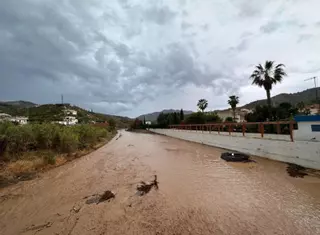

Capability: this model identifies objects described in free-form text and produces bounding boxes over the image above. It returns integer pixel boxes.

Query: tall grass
[0,122,115,159]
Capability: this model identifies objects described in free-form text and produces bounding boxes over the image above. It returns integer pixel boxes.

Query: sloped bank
[149,129,320,170]
[0,123,117,188]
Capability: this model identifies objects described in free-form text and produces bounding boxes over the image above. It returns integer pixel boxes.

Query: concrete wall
[150,129,320,170]
[294,122,320,141]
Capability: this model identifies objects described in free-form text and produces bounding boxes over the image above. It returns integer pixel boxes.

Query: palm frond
[275,63,285,68]
[265,61,274,70]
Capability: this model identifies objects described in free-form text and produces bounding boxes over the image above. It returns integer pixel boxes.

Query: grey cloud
[201,24,209,31]
[231,0,264,17]
[260,21,280,33]
[144,5,177,25]
[260,20,307,34]
[181,21,192,30]
[1,0,316,117]
[298,34,312,43]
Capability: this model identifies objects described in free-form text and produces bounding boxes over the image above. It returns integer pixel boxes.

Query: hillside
[241,87,320,109]
[137,109,193,122]
[0,101,37,115]
[0,102,132,128]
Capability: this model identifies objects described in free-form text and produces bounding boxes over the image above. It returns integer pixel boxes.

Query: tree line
[131,60,317,129]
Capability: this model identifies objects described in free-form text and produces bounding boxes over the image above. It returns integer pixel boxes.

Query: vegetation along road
[1,130,320,235]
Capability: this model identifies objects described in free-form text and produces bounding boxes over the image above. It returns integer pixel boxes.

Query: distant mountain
[0,100,37,115]
[137,109,193,122]
[0,100,37,108]
[241,87,320,110]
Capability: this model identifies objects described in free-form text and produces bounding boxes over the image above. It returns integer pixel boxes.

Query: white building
[0,113,28,124]
[145,121,152,125]
[294,115,320,141]
[10,116,28,125]
[64,109,77,116]
[0,113,11,121]
[56,116,78,125]
[215,108,253,122]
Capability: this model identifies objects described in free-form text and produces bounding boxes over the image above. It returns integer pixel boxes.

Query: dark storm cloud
[2,0,316,116]
[0,0,234,115]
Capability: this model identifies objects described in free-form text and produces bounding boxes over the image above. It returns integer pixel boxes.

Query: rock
[98,190,115,203]
[136,175,158,196]
[85,190,115,204]
[221,152,250,162]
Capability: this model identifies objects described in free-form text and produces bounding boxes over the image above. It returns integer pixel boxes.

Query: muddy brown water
[0,130,320,235]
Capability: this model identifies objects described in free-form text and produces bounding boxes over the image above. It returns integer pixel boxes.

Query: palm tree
[250,61,287,110]
[197,99,208,112]
[228,95,239,121]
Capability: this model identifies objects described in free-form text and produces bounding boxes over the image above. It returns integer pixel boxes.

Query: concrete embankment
[149,129,320,170]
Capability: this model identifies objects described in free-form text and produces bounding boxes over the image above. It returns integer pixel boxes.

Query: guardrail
[169,121,296,142]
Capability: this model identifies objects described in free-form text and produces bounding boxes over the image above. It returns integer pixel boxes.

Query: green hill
[241,87,320,109]
[0,102,132,128]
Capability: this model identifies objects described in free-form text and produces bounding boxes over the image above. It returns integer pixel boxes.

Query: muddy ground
[0,130,320,235]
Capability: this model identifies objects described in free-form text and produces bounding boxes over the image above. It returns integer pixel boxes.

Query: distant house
[0,113,28,124]
[306,104,320,115]
[56,116,78,125]
[216,108,252,122]
[64,109,77,116]
[145,121,152,125]
[0,113,11,121]
[10,116,28,125]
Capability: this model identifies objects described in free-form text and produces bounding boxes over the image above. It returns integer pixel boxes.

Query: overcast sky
[1,0,319,117]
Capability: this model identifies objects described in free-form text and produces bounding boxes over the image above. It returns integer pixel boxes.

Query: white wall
[150,129,320,170]
[294,122,320,141]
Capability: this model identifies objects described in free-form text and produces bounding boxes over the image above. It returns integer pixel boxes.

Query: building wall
[149,129,320,170]
[294,122,320,141]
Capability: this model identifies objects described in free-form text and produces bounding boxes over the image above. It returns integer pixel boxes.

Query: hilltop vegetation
[242,87,320,109]
[0,102,132,128]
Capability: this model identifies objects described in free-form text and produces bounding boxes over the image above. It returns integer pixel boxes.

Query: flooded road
[1,130,320,235]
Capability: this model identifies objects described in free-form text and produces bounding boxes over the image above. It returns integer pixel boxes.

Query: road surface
[1,130,320,235]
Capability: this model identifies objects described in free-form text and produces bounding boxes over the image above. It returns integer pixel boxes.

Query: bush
[44,152,56,165]
[185,112,206,124]
[0,123,113,158]
[57,129,79,153]
[5,125,37,156]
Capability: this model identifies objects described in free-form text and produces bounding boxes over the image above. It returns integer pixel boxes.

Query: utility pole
[304,76,319,113]
[61,94,64,105]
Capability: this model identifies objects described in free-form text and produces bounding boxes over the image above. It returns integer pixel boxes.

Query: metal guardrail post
[277,122,280,134]
[260,123,264,138]
[242,123,245,137]
[290,121,294,142]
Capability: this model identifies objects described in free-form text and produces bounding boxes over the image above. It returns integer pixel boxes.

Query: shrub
[5,125,37,156]
[72,125,97,149]
[44,152,56,165]
[32,123,60,150]
[0,123,113,158]
[58,129,79,154]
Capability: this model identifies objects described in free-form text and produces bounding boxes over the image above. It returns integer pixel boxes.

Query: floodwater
[1,130,320,235]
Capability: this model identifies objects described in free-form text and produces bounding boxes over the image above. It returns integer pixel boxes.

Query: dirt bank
[0,130,320,235]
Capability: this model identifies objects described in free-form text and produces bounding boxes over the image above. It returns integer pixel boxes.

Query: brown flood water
[0,130,320,235]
